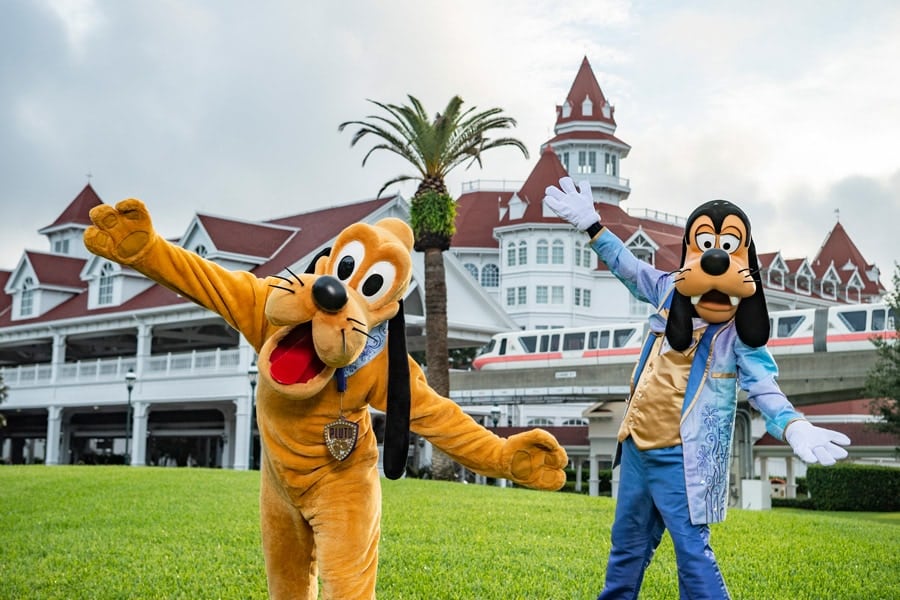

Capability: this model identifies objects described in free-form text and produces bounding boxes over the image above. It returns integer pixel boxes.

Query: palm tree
[340,95,528,478]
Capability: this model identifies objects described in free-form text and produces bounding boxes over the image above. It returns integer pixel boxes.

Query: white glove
[785,420,850,466]
[543,177,600,231]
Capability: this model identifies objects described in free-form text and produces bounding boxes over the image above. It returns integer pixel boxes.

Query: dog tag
[324,416,358,461]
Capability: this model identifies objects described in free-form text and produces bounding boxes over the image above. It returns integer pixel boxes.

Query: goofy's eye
[719,234,741,254]
[357,261,397,303]
[333,241,364,281]
[696,233,716,251]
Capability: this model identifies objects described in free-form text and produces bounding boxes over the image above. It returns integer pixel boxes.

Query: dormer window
[561,101,572,118]
[194,244,208,258]
[98,263,114,305]
[582,95,593,117]
[605,153,618,176]
[20,276,35,317]
[53,239,70,254]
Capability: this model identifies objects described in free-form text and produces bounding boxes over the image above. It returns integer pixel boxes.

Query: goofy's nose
[312,276,347,313]
[700,248,730,276]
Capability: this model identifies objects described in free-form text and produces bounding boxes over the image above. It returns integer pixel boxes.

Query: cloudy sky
[2,0,898,288]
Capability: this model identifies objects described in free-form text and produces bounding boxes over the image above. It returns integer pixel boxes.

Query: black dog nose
[700,249,730,276]
[312,276,347,312]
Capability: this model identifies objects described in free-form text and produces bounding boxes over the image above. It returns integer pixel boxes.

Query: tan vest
[618,327,706,450]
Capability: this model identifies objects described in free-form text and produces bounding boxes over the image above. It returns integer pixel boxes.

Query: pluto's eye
[332,241,364,281]
[358,261,397,303]
[696,233,716,251]
[720,234,741,254]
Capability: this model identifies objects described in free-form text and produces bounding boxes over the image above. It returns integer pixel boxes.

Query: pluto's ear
[665,290,695,351]
[383,299,411,480]
[735,239,769,347]
[305,247,331,274]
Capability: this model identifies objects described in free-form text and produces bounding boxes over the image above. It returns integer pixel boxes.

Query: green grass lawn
[1,466,898,599]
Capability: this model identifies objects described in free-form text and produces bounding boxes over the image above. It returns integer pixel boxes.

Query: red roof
[812,221,885,296]
[25,251,86,289]
[40,184,103,232]
[197,214,296,258]
[556,56,616,128]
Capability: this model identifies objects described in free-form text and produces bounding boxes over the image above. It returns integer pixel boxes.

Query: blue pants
[598,438,730,600]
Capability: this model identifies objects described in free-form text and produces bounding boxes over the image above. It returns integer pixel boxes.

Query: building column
[233,396,252,471]
[51,333,66,382]
[45,406,63,465]
[575,457,584,493]
[785,456,797,499]
[589,455,600,497]
[221,404,236,469]
[130,401,150,467]
[135,323,152,377]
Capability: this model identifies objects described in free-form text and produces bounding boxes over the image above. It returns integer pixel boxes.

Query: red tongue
[269,325,325,385]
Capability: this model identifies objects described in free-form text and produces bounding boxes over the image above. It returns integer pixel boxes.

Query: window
[563,418,588,426]
[20,277,34,316]
[194,244,208,258]
[769,269,784,288]
[872,309,886,331]
[577,151,597,174]
[518,335,537,353]
[507,243,516,266]
[506,288,516,306]
[98,263,114,305]
[552,240,564,264]
[776,315,806,337]
[480,264,499,288]
[528,417,555,427]
[559,152,569,171]
[574,242,583,267]
[605,153,618,176]
[574,288,582,306]
[517,286,527,305]
[518,241,527,265]
[583,246,592,268]
[582,289,591,308]
[588,330,610,349]
[536,239,549,264]
[551,286,564,304]
[53,239,70,254]
[837,311,866,333]
[464,263,478,281]
[536,286,549,304]
[613,328,637,347]
[633,248,653,265]
[563,332,585,351]
[822,280,837,298]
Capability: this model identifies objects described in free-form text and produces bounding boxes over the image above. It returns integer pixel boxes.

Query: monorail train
[472,302,897,371]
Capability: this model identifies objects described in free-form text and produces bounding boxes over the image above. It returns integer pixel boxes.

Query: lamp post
[247,362,259,470]
[124,368,137,465]
[490,403,501,428]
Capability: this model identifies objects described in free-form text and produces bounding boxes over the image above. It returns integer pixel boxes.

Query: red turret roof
[555,56,616,128]
[39,184,103,232]
[812,221,884,295]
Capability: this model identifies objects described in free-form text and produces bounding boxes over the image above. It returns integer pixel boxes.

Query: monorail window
[477,339,495,356]
[837,310,867,332]
[564,332,585,351]
[519,335,537,353]
[889,309,897,330]
[776,315,806,338]
[550,334,560,351]
[613,328,636,347]
[539,335,549,352]
[498,338,507,355]
[872,309,885,331]
[588,330,610,349]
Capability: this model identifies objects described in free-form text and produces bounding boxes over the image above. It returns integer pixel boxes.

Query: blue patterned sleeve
[735,340,804,440]
[590,228,670,307]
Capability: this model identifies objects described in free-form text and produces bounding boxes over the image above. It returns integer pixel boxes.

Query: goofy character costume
[545,178,851,600]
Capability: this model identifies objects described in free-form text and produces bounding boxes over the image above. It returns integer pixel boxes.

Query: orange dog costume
[84,199,567,599]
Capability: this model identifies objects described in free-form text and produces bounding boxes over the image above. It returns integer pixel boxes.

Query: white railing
[1,348,243,388]
[460,179,524,194]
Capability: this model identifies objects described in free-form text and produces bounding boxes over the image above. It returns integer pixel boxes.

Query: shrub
[807,462,900,511]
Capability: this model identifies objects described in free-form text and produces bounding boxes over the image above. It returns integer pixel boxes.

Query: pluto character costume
[545,177,851,600]
[84,199,567,600]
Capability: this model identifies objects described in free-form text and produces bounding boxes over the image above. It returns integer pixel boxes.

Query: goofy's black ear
[665,290,695,351]
[383,299,411,480]
[305,247,332,274]
[735,239,769,347]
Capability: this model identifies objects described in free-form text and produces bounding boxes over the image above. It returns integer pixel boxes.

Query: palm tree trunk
[423,246,458,480]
